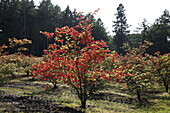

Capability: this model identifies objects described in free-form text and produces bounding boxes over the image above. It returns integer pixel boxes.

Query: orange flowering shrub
[32,10,115,109]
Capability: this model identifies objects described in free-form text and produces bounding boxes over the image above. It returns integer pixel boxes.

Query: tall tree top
[156,9,170,26]
[112,3,130,54]
[113,3,130,34]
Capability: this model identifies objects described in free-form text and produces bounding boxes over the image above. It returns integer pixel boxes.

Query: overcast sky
[34,0,170,35]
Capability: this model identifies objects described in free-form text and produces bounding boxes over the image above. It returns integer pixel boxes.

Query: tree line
[0,1,170,56]
[112,3,170,54]
[0,0,108,56]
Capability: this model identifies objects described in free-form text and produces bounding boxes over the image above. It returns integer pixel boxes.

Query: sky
[34,0,170,35]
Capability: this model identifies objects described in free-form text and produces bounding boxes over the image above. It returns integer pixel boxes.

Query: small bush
[0,53,42,84]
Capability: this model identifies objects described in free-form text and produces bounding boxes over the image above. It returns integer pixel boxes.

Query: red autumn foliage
[31,10,115,109]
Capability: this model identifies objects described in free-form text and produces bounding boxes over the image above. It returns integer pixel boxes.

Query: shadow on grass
[90,92,138,104]
[30,87,62,96]
[143,90,170,100]
[90,91,156,108]
[0,91,83,113]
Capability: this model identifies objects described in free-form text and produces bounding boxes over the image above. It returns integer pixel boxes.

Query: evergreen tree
[156,9,170,25]
[146,9,170,54]
[36,0,61,56]
[37,0,55,31]
[61,5,75,27]
[0,0,10,45]
[112,3,130,54]
[135,18,149,34]
[18,0,37,55]
[0,0,110,56]
[128,19,150,48]
[92,18,109,42]
[141,18,150,34]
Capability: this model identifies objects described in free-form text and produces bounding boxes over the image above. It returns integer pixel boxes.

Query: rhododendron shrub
[32,54,65,89]
[0,53,41,79]
[109,41,153,103]
[32,10,113,109]
[0,44,8,55]
[0,38,32,55]
[0,37,32,84]
[149,52,170,92]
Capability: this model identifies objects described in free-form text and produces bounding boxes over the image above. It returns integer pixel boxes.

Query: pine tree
[61,5,74,27]
[129,18,150,47]
[92,18,109,42]
[112,3,130,54]
[146,9,170,54]
[156,9,170,26]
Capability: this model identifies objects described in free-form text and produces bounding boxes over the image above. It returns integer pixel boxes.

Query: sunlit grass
[0,76,170,113]
[0,87,32,95]
[0,102,16,112]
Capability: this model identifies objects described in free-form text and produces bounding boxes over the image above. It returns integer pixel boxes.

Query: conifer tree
[146,9,170,54]
[112,3,130,54]
[92,18,109,42]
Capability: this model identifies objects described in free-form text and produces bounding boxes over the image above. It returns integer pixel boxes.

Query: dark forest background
[0,0,170,56]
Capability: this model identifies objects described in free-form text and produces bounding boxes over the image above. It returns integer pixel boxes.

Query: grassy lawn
[0,75,170,113]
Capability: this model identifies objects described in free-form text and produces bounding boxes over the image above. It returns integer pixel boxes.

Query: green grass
[0,76,170,113]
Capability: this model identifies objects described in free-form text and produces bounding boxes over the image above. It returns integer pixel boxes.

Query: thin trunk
[53,84,58,89]
[165,84,169,93]
[162,76,169,93]
[79,89,87,110]
[136,89,142,103]
[36,37,38,56]
[163,80,169,93]
[80,97,86,109]
[26,70,29,76]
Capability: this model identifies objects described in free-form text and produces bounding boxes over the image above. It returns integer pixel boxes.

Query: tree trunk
[163,81,169,93]
[53,84,58,89]
[136,89,142,103]
[165,84,169,93]
[80,98,86,110]
[26,70,29,76]
[162,77,169,93]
